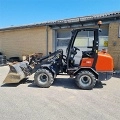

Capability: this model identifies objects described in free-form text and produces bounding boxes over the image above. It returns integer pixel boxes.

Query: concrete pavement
[0,66,120,120]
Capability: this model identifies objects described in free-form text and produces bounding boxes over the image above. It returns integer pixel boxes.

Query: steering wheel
[82,51,91,57]
[72,46,80,55]
[85,52,91,57]
[74,46,80,51]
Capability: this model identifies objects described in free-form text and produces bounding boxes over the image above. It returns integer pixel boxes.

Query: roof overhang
[0,11,120,31]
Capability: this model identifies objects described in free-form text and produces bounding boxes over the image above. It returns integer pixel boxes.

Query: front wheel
[75,71,96,90]
[34,69,54,88]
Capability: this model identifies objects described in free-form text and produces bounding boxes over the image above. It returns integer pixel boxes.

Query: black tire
[34,69,54,88]
[8,57,20,62]
[75,71,96,90]
[0,55,6,59]
[0,55,7,65]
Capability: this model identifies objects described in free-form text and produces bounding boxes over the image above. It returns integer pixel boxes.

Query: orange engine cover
[80,51,114,72]
[80,58,94,67]
[95,52,114,71]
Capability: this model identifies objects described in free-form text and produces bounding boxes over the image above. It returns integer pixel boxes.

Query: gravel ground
[0,65,120,120]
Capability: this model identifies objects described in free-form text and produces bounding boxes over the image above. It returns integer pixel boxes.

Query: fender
[73,67,99,79]
[40,64,57,78]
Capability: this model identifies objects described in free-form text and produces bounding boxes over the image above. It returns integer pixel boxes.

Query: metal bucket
[3,61,30,84]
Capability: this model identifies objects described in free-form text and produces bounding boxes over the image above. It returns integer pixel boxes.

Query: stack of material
[0,55,7,66]
[22,53,43,61]
[22,53,43,66]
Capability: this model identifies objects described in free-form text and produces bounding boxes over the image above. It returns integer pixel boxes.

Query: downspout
[46,25,48,55]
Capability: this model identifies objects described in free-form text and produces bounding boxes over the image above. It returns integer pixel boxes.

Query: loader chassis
[3,27,114,90]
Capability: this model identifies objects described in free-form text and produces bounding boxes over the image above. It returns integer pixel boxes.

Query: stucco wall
[0,40,1,52]
[48,27,54,53]
[0,26,53,59]
[108,22,120,70]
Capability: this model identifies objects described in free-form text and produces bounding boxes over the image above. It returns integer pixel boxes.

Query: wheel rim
[79,75,92,87]
[37,73,48,85]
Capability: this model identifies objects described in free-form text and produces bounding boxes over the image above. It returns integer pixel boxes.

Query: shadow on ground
[27,78,79,89]
[1,78,33,87]
[94,81,106,89]
[28,77,106,90]
[1,76,106,89]
[112,74,120,78]
[53,78,79,89]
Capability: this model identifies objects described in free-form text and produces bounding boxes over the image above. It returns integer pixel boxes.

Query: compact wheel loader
[3,22,114,90]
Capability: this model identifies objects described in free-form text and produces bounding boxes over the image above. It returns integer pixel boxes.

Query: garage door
[56,27,108,63]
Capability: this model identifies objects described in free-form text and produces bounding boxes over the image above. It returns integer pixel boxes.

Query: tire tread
[75,70,96,90]
[34,69,54,88]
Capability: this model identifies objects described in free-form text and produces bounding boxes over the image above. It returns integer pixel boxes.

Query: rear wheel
[75,71,96,90]
[34,69,54,88]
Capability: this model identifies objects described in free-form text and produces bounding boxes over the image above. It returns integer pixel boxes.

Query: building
[0,11,120,69]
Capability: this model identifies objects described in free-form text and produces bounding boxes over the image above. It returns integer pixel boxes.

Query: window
[57,30,71,38]
[56,27,109,48]
[74,31,88,47]
[57,38,70,46]
[56,30,71,47]
[74,37,88,47]
[99,28,108,36]
[77,31,88,37]
[99,37,108,47]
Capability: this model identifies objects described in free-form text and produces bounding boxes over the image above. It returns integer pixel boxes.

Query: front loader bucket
[3,62,28,84]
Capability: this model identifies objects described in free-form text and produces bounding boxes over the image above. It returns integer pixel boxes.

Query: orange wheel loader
[3,21,114,90]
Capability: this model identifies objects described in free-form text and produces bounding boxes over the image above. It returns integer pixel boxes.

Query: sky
[0,0,120,28]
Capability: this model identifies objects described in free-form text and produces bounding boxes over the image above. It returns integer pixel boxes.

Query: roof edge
[0,11,120,31]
